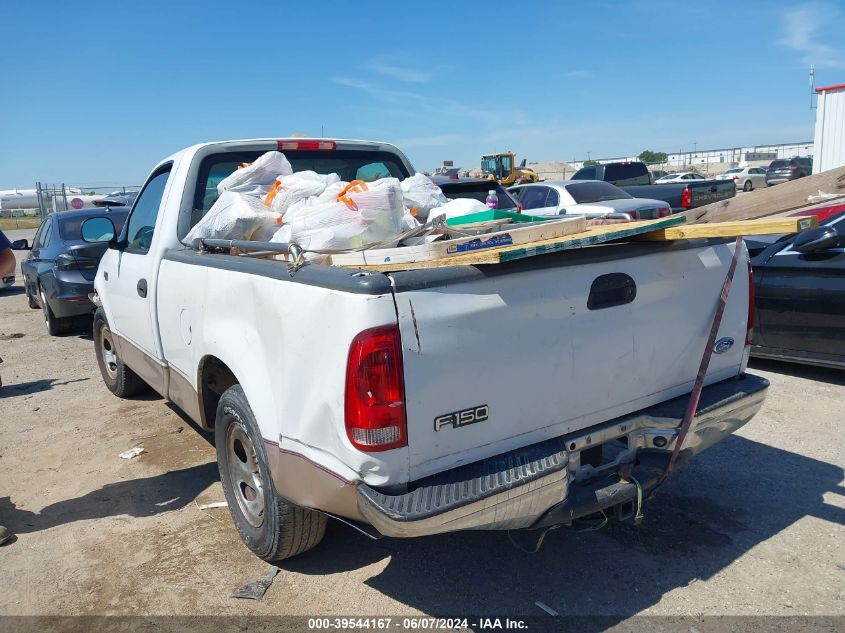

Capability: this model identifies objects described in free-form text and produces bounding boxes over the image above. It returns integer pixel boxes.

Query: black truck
[571,162,735,212]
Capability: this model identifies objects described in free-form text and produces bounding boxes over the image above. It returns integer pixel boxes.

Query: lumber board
[330,216,587,266]
[678,165,845,224]
[336,216,685,272]
[640,215,818,241]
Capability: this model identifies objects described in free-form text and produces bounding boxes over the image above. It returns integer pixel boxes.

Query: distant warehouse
[813,82,845,174]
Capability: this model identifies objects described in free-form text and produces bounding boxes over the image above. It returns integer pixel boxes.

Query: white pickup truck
[84,138,768,562]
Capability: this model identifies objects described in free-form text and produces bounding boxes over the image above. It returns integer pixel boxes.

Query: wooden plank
[678,165,845,224]
[330,216,587,266]
[336,216,685,272]
[640,215,818,241]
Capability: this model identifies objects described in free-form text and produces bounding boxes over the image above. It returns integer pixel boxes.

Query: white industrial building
[812,82,845,174]
[571,141,814,172]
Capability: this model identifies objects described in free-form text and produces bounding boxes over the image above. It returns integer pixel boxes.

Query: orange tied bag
[264,180,285,207]
[336,180,369,210]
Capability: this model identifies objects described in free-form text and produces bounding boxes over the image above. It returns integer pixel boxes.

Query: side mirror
[81,217,117,244]
[10,239,30,250]
[792,226,840,254]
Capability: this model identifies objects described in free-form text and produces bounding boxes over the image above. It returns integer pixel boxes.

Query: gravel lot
[0,240,842,626]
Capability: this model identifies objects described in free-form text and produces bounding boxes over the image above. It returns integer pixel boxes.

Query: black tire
[26,282,39,309]
[215,385,327,562]
[39,284,71,336]
[93,308,149,397]
[743,180,752,192]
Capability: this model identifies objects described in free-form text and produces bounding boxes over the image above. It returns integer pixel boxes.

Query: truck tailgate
[390,240,750,481]
[689,179,735,207]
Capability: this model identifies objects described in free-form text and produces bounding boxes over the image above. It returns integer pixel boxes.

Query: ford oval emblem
[714,337,735,354]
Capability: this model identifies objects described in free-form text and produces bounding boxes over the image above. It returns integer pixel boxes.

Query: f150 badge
[434,405,489,431]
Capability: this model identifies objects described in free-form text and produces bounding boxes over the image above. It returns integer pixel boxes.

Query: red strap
[660,235,744,482]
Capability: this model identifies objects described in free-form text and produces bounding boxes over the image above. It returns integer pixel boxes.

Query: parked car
[508,180,671,219]
[94,191,139,208]
[0,236,31,290]
[86,137,766,563]
[654,172,706,183]
[746,205,845,369]
[570,162,735,212]
[765,157,813,186]
[650,169,669,180]
[719,167,767,192]
[431,176,519,210]
[21,208,128,335]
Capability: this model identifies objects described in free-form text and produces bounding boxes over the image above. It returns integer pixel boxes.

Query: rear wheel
[25,281,38,309]
[39,285,71,336]
[743,180,752,192]
[215,384,327,562]
[93,308,148,397]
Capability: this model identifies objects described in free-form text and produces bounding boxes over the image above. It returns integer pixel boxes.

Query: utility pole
[809,64,816,109]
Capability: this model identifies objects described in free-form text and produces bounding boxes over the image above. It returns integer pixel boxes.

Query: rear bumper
[357,373,769,538]
[47,274,96,318]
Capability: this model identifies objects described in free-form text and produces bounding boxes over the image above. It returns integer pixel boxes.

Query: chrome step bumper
[356,374,769,538]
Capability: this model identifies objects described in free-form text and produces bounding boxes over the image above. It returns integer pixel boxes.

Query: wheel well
[198,356,239,429]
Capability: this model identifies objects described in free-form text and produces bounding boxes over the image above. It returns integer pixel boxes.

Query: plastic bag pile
[185,151,489,263]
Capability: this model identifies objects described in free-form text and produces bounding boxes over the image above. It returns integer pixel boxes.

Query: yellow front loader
[480,152,539,186]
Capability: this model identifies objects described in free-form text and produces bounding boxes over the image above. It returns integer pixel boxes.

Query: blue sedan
[21,208,128,335]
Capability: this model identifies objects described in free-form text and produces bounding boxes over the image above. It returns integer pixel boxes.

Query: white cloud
[331,77,524,128]
[777,5,845,68]
[330,77,417,102]
[369,63,431,83]
[395,133,465,148]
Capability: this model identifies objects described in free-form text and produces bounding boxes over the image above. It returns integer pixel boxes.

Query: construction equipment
[480,152,539,186]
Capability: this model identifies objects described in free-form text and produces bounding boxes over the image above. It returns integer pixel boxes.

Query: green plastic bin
[445,209,548,226]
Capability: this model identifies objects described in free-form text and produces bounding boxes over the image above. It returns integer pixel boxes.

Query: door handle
[137,279,148,298]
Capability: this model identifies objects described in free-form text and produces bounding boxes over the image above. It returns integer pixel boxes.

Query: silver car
[509,180,672,220]
[719,167,767,192]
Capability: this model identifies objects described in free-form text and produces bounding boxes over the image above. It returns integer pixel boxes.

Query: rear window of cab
[193,150,411,218]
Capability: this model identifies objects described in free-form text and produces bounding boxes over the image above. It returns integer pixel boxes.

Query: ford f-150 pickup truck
[571,161,736,212]
[85,138,767,562]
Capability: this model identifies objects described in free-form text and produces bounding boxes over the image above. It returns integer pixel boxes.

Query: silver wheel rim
[40,289,50,324]
[99,326,119,380]
[226,422,265,528]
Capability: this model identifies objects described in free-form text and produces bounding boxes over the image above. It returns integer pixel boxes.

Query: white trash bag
[216,151,293,197]
[271,178,408,263]
[400,174,448,221]
[186,191,282,243]
[265,171,340,214]
[427,198,488,222]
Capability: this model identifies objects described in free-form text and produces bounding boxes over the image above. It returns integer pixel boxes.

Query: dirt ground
[0,242,843,625]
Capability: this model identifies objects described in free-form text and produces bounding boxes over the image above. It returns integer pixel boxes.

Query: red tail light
[345,325,407,451]
[680,186,692,208]
[517,203,523,214]
[746,259,755,346]
[659,207,671,217]
[277,140,336,151]
[789,164,798,171]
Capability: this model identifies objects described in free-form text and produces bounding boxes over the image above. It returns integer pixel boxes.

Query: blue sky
[2,0,844,189]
